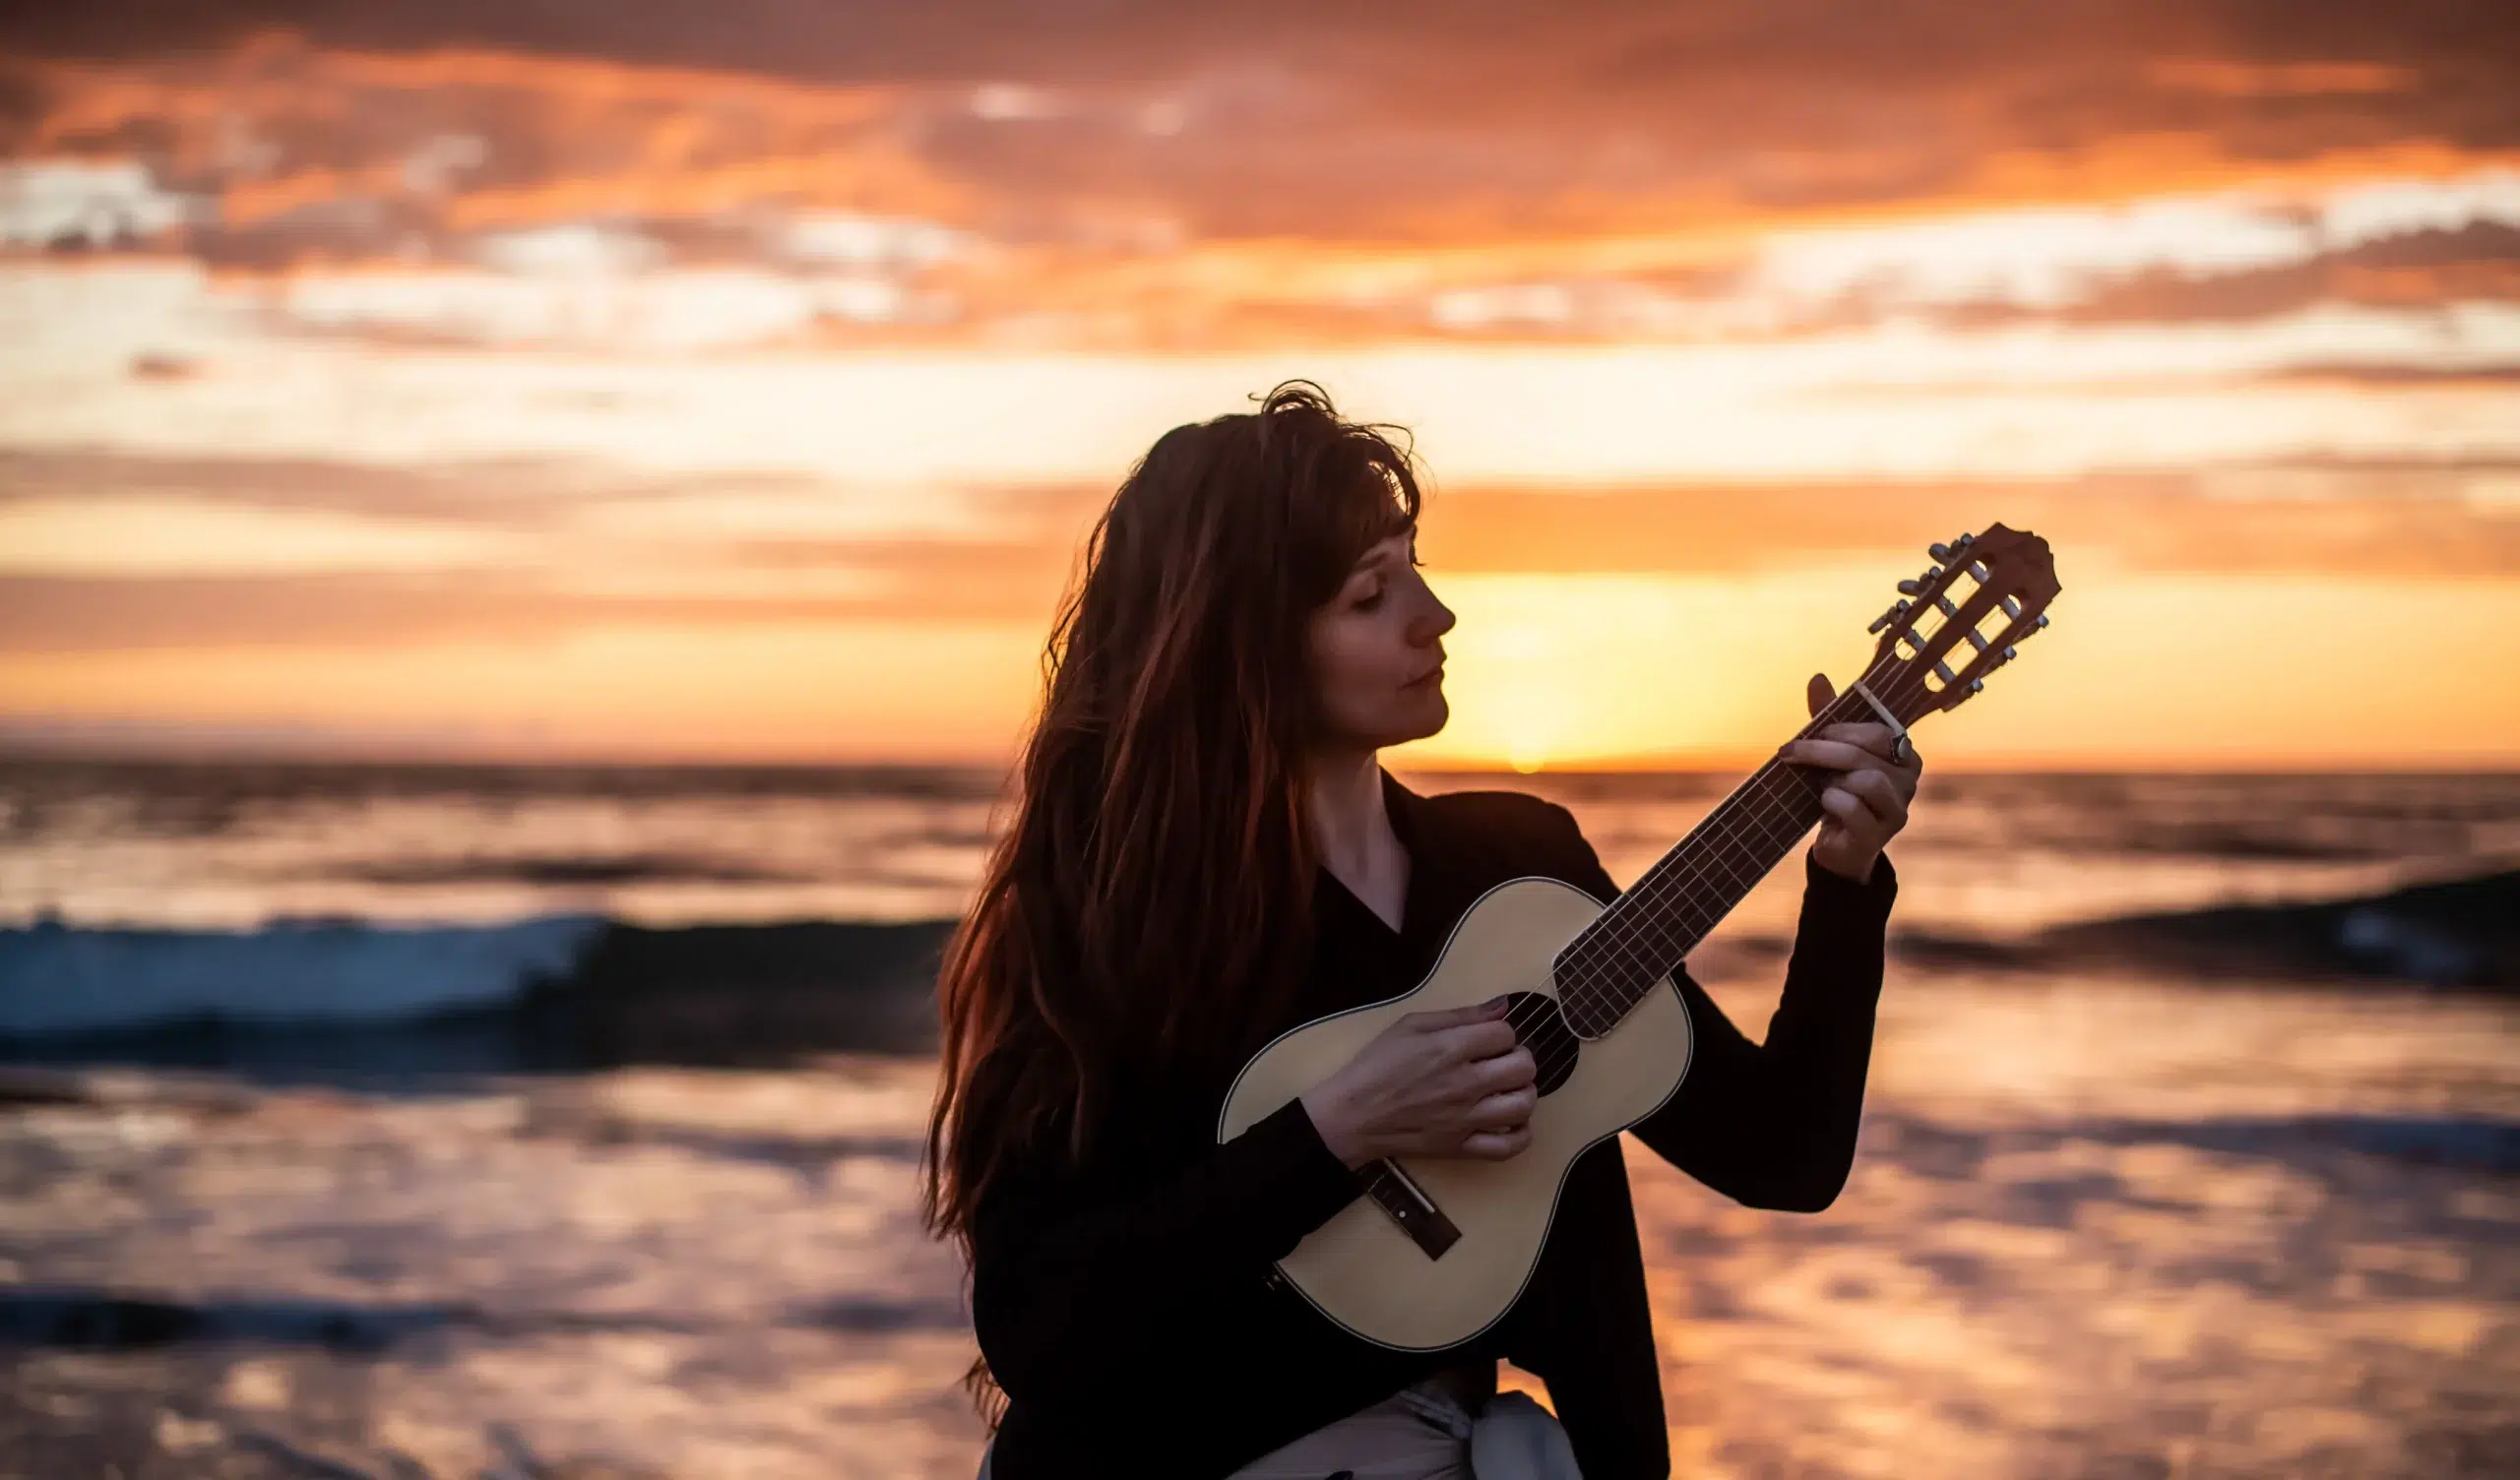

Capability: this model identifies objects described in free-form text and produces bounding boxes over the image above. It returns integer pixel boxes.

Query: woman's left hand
[1777,672,1922,885]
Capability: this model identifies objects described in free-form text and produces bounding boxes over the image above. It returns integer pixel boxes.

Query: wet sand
[3,966,2514,1479]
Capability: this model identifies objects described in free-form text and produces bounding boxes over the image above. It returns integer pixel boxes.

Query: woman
[923,384,1919,1479]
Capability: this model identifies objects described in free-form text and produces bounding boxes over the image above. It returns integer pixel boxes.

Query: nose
[1412,583,1457,647]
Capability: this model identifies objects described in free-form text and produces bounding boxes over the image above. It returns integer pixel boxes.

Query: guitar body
[1217,876,1694,1351]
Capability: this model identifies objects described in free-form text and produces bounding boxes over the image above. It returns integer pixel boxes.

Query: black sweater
[971,769,1899,1478]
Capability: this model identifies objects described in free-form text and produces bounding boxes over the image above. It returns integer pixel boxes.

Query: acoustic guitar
[1219,524,2060,1350]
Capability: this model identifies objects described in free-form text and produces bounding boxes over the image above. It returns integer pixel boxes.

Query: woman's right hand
[1298,997,1539,1169]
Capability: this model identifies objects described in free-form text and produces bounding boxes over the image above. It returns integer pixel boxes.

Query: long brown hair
[921,382,1420,1311]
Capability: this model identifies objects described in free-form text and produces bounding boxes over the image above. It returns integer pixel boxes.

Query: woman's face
[1307,530,1457,753]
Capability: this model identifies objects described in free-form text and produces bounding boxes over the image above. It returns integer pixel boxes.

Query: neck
[1304,746,1388,878]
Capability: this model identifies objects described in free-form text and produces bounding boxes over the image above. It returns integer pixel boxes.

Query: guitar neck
[1553,686,1881,1037]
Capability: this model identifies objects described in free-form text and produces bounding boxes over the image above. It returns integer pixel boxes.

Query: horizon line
[3,740,2515,779]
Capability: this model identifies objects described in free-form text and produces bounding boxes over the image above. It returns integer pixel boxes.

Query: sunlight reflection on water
[3,767,2516,1474]
[2,971,2512,1478]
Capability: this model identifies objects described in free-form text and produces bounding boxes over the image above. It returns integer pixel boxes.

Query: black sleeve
[1541,803,1898,1212]
[968,1096,1362,1406]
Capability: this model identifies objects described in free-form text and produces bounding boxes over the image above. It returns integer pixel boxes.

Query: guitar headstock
[1861,523,2059,724]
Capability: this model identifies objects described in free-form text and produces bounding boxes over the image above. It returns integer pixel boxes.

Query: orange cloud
[9,456,2515,660]
[1421,475,2520,582]
[12,26,2518,307]
[15,32,971,237]
[2144,59,2419,98]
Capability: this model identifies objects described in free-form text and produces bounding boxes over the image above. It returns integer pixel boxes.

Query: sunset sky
[3,2,2518,770]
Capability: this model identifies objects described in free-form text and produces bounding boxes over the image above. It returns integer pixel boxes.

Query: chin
[1384,692,1448,748]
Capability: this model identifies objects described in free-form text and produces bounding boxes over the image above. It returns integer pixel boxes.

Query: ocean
[2,761,2516,1477]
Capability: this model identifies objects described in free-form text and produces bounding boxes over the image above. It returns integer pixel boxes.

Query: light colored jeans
[973,1378,1580,1480]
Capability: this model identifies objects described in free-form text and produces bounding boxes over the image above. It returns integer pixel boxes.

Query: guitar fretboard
[1552,688,1879,1037]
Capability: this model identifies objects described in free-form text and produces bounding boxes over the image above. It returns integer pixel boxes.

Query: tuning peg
[2000,595,2022,619]
[2002,646,2017,661]
[1896,579,1923,595]
[1969,561,1990,583]
[1954,531,1976,547]
[1968,678,1984,694]
[1928,542,1953,562]
[2035,614,2049,630]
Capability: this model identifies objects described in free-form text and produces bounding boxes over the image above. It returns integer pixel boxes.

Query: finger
[1466,1047,1538,1094]
[1469,1084,1539,1128]
[1456,1124,1534,1160]
[1780,737,1894,771]
[1443,1048,1536,1105]
[1823,784,1902,840]
[1820,786,1871,826]
[1815,721,1901,762]
[1408,999,1511,1033]
[1844,768,1908,821]
[1435,1019,1519,1063]
[1805,672,1834,719]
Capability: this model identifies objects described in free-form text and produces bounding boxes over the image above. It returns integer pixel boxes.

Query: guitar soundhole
[1499,991,1580,1097]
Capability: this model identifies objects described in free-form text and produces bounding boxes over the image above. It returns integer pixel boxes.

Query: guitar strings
[1488,605,1963,1097]
[1550,642,1930,1023]
[1480,677,1892,1097]
[1546,605,1956,1027]
[1561,683,1885,997]
[1582,606,1955,986]
[1406,572,2003,1142]
[1520,674,1883,1014]
[1500,681,1911,1098]
[1519,690,1881,1086]
[1484,681,1880,1059]
[1556,683,1885,1016]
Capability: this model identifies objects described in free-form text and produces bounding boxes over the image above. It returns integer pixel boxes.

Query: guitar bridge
[1360,1157,1460,1259]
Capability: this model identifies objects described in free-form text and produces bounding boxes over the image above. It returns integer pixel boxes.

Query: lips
[1405,664,1445,688]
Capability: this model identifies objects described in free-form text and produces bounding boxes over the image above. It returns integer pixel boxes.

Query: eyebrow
[1351,539,1410,574]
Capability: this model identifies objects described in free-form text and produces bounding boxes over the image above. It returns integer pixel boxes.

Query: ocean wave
[13,865,2509,1073]
[0,1286,971,1352]
[0,913,958,1073]
[1895,867,2520,990]
[0,915,609,1035]
[335,853,812,887]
